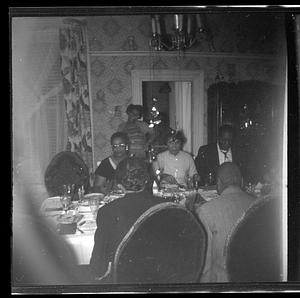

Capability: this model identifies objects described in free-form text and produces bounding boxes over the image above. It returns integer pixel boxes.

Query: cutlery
[76,226,84,234]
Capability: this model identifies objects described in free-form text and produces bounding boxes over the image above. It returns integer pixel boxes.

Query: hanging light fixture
[149,14,214,51]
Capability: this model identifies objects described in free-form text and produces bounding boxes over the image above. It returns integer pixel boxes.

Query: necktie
[221,150,228,162]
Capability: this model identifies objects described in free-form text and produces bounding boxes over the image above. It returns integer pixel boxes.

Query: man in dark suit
[195,125,242,186]
[89,156,168,282]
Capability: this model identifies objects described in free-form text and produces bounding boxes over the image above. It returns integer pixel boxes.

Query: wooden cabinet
[207,80,285,183]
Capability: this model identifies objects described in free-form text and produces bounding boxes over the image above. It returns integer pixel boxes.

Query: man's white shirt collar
[217,143,232,165]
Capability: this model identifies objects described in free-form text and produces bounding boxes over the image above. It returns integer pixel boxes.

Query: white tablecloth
[40,189,219,265]
[40,194,125,265]
[41,211,96,265]
[63,212,96,265]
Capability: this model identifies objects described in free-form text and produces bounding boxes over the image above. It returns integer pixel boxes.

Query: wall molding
[89,50,282,61]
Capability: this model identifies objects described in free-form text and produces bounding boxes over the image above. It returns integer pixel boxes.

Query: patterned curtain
[59,18,93,171]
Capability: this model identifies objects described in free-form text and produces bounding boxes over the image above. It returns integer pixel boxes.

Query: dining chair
[225,195,283,282]
[112,202,207,284]
[44,151,90,197]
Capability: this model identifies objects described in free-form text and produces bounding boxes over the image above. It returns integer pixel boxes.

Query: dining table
[39,187,220,265]
[39,191,126,265]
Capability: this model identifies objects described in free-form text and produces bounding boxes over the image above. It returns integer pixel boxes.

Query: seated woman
[89,156,168,282]
[152,130,200,189]
[93,132,129,194]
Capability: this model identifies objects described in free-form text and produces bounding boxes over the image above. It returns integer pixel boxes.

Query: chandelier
[149,14,213,51]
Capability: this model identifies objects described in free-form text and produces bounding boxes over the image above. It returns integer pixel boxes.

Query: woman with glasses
[93,132,129,194]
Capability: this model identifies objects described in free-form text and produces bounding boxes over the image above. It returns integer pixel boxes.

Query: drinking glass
[245,182,255,195]
[186,176,194,190]
[60,195,71,214]
[78,185,85,203]
[89,197,101,219]
[193,180,199,190]
[64,184,75,199]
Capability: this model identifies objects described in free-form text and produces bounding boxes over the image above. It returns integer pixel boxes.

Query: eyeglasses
[112,144,127,149]
[167,139,181,145]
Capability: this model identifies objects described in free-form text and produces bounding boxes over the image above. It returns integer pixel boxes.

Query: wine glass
[60,195,71,214]
[205,172,214,186]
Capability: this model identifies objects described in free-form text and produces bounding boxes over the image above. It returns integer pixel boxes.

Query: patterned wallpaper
[87,14,285,54]
[86,14,286,167]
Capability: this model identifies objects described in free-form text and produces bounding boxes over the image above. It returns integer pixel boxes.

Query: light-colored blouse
[153,150,198,186]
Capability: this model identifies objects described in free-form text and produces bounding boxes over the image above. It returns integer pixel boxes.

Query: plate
[110,189,125,195]
[40,197,63,214]
[104,192,125,203]
[161,187,185,193]
[105,193,124,200]
[84,193,105,199]
[47,196,62,200]
[56,213,83,224]
[158,192,175,198]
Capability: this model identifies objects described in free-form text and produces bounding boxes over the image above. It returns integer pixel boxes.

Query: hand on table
[160,174,179,186]
[160,173,178,184]
[185,193,207,213]
[113,184,127,193]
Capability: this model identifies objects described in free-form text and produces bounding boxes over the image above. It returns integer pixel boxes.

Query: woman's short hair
[165,130,186,145]
[110,132,129,145]
[115,157,150,191]
[126,104,143,118]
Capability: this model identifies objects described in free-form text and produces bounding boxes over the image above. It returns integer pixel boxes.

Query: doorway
[131,69,205,156]
[142,80,193,153]
[142,81,173,127]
